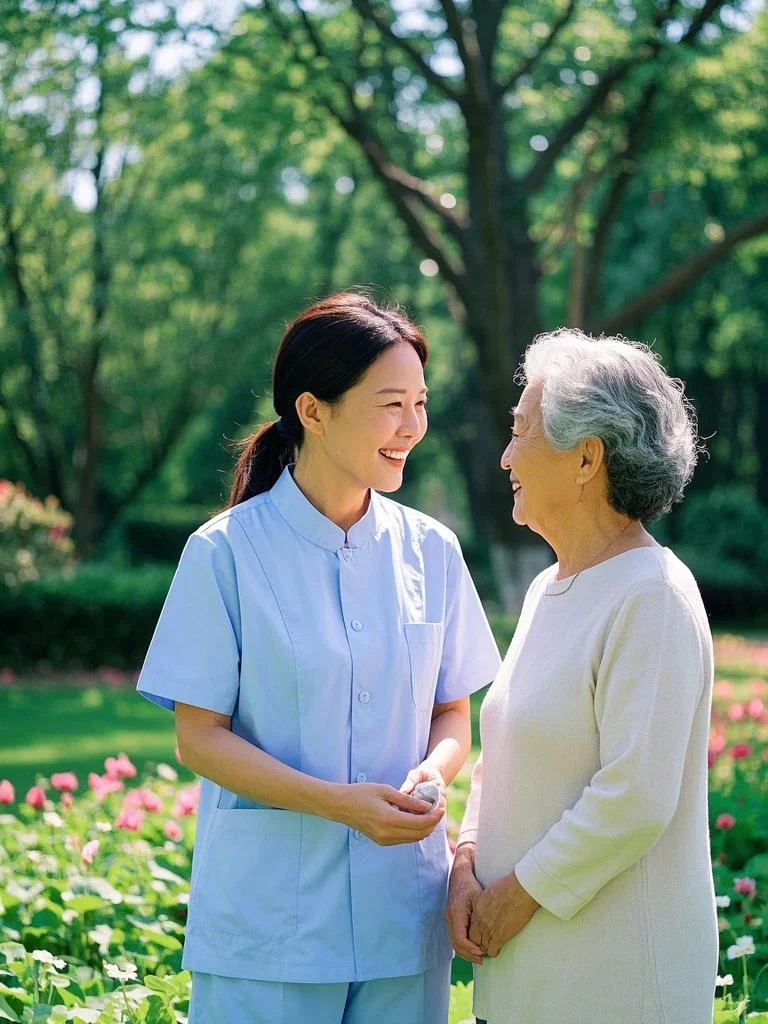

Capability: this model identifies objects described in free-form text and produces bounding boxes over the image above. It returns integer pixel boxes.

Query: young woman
[138,292,500,1024]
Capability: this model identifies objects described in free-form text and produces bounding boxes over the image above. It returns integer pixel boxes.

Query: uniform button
[342,549,351,562]
[353,830,363,840]
[356,772,367,783]
[351,619,363,631]
[358,691,370,704]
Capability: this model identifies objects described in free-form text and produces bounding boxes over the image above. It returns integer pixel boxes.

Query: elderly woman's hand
[467,870,540,958]
[445,843,485,964]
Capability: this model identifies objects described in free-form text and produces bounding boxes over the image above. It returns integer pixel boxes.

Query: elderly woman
[446,329,718,1024]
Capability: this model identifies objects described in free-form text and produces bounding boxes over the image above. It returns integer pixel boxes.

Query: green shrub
[0,480,75,588]
[0,563,174,670]
[121,505,211,564]
[676,487,768,620]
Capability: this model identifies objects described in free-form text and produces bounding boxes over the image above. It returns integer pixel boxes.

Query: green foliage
[0,565,173,671]
[676,489,768,619]
[120,506,210,565]
[0,482,75,589]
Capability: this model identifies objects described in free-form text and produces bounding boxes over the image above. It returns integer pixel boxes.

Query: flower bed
[0,635,766,1023]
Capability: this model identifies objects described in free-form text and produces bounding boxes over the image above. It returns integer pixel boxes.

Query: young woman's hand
[445,843,485,964]
[399,763,447,809]
[335,782,445,846]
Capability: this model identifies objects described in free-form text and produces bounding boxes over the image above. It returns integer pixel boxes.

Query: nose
[500,439,513,470]
[399,402,424,437]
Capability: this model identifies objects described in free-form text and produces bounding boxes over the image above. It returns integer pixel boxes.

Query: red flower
[715,813,736,830]
[0,779,15,804]
[730,744,752,760]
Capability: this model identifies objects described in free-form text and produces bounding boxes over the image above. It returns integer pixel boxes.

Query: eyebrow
[375,387,429,395]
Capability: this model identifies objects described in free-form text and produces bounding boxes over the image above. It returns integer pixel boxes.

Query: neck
[549,509,650,580]
[292,454,370,534]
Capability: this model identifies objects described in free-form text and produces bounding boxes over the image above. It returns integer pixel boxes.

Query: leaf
[0,994,19,1022]
[64,896,108,915]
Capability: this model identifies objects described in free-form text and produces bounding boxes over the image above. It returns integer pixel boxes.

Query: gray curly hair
[521,329,701,522]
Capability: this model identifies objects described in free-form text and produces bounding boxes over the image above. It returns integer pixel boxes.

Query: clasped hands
[445,845,539,963]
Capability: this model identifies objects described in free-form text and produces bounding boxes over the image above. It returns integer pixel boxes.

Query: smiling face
[312,341,428,496]
[500,381,582,538]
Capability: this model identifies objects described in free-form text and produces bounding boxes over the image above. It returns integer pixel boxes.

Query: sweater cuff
[514,850,588,921]
[456,827,478,847]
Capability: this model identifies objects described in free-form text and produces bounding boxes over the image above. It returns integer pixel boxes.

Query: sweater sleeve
[457,753,483,846]
[515,580,709,920]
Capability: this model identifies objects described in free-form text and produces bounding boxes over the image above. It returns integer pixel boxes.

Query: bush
[676,487,768,620]
[0,480,75,588]
[121,505,211,564]
[0,563,174,670]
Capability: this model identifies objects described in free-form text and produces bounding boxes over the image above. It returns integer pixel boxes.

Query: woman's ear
[576,435,605,485]
[295,392,328,438]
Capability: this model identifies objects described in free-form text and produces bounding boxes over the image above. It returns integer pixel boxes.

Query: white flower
[32,949,66,970]
[727,936,756,959]
[95,821,113,832]
[43,811,64,828]
[716,974,734,987]
[156,763,178,781]
[103,960,138,982]
[715,895,731,908]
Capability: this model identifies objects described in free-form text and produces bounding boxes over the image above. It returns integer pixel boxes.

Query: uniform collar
[270,466,381,552]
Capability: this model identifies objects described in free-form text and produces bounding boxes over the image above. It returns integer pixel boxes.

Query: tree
[257,0,768,583]
[0,0,315,549]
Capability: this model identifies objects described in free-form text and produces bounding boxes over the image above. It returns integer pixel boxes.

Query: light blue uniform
[137,467,500,1016]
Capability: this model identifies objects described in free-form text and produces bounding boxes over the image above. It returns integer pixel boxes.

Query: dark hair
[228,292,429,507]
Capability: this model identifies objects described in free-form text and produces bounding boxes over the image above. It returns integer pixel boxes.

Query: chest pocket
[404,622,442,711]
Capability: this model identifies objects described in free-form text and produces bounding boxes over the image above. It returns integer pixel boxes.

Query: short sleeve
[137,530,242,714]
[436,538,501,704]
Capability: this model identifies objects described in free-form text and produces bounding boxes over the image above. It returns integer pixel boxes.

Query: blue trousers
[189,960,452,1024]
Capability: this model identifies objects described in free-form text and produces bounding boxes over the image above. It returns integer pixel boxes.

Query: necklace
[548,520,634,596]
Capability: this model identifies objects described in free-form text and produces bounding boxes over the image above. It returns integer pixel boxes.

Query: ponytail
[227,420,296,508]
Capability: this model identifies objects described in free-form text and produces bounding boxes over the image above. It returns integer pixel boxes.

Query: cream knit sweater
[458,547,718,1023]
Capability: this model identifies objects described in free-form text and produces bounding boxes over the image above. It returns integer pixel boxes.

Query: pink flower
[0,779,15,804]
[104,753,137,780]
[26,786,46,809]
[727,703,745,722]
[115,808,144,831]
[707,751,717,769]
[750,678,766,697]
[715,814,736,830]
[164,820,182,841]
[734,877,757,899]
[51,772,78,793]
[0,668,15,686]
[730,744,752,760]
[88,772,124,801]
[81,839,100,865]
[139,789,162,813]
[709,731,726,755]
[61,792,73,810]
[714,679,733,700]
[172,785,199,817]
[746,699,764,720]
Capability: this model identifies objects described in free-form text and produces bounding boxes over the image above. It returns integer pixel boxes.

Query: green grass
[0,680,193,793]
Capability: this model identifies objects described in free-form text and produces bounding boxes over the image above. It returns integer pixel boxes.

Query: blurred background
[2,0,768,677]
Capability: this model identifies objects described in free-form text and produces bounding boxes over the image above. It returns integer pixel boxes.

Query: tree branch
[349,0,464,106]
[582,81,659,317]
[501,0,578,93]
[261,0,466,249]
[589,211,768,336]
